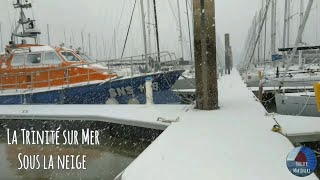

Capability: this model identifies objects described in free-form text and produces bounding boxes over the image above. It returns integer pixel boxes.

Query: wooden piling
[193,0,219,110]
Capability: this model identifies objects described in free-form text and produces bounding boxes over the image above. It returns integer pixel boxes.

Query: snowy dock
[275,114,320,143]
[0,71,317,179]
[117,71,318,180]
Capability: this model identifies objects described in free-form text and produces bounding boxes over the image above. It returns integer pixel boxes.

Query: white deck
[275,114,320,143]
[0,70,317,179]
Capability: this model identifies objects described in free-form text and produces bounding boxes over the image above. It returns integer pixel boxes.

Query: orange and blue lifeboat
[0,44,183,104]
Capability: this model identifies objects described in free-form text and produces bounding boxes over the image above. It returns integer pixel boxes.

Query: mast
[299,0,305,68]
[96,35,98,59]
[88,33,92,56]
[103,36,106,58]
[263,0,267,63]
[153,0,161,62]
[300,0,304,44]
[47,24,51,45]
[177,0,184,60]
[287,0,291,47]
[81,31,84,52]
[140,0,148,64]
[270,0,276,54]
[246,0,272,69]
[147,0,152,57]
[114,29,117,59]
[0,22,3,51]
[257,9,261,66]
[64,29,67,45]
[11,0,41,44]
[186,0,193,62]
[283,0,314,78]
[283,0,288,48]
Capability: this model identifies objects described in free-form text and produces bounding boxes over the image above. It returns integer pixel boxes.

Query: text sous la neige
[7,129,100,170]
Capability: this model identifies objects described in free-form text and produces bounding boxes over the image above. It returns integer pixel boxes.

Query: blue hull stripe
[0,71,183,104]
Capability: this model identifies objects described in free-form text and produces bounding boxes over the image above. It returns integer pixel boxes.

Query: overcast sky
[4,0,314,64]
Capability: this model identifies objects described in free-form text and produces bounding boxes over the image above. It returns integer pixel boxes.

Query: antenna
[11,0,41,44]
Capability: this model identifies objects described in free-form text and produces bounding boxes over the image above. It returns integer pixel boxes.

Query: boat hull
[0,70,183,105]
[275,93,320,117]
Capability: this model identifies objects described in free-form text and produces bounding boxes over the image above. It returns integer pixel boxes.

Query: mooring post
[193,0,219,110]
[225,33,231,74]
[145,77,154,105]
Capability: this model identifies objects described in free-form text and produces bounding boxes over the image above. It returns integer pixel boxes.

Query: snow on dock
[275,114,320,143]
[118,71,318,180]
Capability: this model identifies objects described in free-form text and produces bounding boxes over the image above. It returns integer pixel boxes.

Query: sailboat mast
[283,0,314,77]
[47,24,51,45]
[0,22,3,51]
[147,0,152,57]
[263,0,267,63]
[64,29,67,46]
[81,31,84,52]
[287,0,291,47]
[300,0,304,43]
[270,0,276,54]
[186,0,193,62]
[114,29,117,59]
[153,0,161,62]
[283,0,288,48]
[177,0,184,60]
[96,35,98,59]
[257,9,261,65]
[88,33,92,56]
[140,0,148,64]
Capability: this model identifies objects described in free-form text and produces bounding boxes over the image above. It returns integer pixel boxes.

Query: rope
[121,0,138,59]
[297,94,311,116]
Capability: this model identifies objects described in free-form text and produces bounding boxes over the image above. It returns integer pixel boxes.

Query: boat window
[43,52,61,64]
[11,54,25,66]
[61,51,80,62]
[26,53,42,65]
[79,53,95,62]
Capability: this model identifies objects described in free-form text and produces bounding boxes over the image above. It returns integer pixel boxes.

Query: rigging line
[107,0,126,59]
[168,0,180,29]
[120,0,138,59]
[115,0,126,37]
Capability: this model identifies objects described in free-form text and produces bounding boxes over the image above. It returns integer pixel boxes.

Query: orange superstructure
[0,44,117,90]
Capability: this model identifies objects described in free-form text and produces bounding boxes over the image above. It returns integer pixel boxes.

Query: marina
[0,0,319,179]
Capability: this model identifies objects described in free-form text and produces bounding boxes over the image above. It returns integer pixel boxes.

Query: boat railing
[98,51,178,67]
[0,51,183,93]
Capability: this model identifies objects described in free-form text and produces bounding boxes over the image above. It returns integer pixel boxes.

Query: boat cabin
[0,44,116,90]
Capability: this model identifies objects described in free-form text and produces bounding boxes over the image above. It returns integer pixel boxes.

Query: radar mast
[11,0,41,44]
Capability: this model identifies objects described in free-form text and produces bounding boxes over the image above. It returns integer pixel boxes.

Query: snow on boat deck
[0,70,317,179]
[118,71,318,180]
[249,86,314,92]
[275,114,320,143]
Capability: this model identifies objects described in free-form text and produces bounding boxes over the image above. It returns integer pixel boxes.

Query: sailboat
[0,0,184,105]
